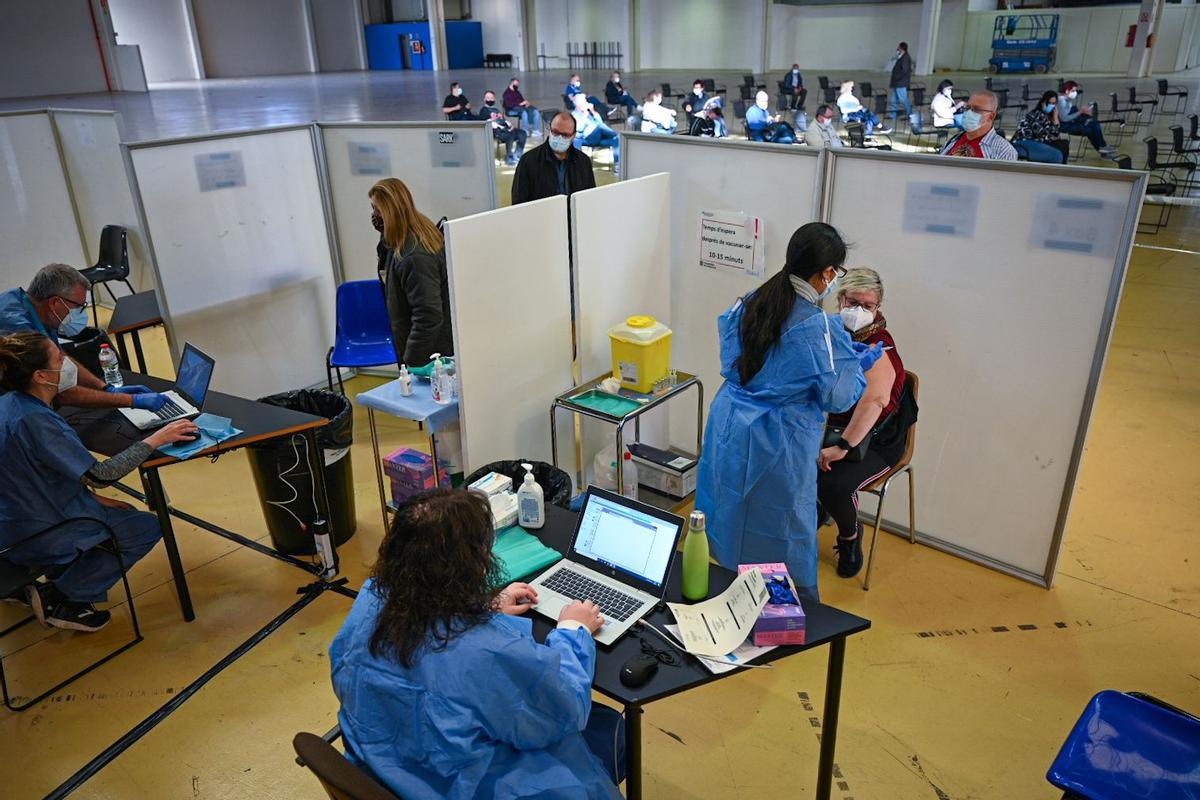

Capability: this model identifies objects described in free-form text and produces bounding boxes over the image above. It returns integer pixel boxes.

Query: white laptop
[119,343,215,430]
[530,487,685,646]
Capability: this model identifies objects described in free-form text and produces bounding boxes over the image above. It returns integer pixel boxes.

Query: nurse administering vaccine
[695,223,882,603]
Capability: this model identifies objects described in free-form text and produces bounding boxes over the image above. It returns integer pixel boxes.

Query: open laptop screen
[175,344,215,408]
[573,491,680,589]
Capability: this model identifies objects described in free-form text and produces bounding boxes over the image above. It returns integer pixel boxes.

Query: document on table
[666,568,769,657]
[664,624,776,675]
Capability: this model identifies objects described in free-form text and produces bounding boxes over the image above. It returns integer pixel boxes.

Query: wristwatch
[835,437,854,452]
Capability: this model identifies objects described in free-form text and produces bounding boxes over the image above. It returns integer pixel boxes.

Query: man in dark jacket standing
[511,112,596,205]
[889,42,913,123]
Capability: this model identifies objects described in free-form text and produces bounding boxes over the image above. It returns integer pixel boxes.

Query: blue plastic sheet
[157,413,243,460]
[355,378,459,432]
[493,525,562,583]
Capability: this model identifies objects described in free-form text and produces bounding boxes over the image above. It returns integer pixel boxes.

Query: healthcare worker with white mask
[695,223,881,603]
[0,263,168,410]
[0,331,196,631]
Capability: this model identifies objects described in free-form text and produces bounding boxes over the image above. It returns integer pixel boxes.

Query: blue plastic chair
[1048,690,1200,800]
[325,280,395,394]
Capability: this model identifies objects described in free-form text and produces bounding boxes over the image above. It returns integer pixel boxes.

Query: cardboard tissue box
[383,448,447,492]
[737,562,806,646]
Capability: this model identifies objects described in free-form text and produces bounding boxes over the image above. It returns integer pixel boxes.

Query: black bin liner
[464,460,573,510]
[246,389,356,555]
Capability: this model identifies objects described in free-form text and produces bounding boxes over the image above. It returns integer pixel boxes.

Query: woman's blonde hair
[838,267,884,304]
[368,178,444,255]
[840,81,855,95]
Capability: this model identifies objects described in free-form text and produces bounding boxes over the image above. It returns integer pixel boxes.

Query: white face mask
[961,109,984,132]
[452,88,461,96]
[548,134,572,153]
[694,87,704,96]
[943,88,953,97]
[840,305,875,332]
[756,96,769,110]
[792,69,799,75]
[40,358,78,394]
[820,116,833,128]
[1067,91,1078,100]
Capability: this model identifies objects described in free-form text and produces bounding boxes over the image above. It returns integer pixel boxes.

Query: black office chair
[1127,85,1158,123]
[1109,92,1144,127]
[739,84,754,102]
[81,225,135,329]
[906,110,949,151]
[0,518,144,712]
[1169,125,1200,161]
[1118,154,1176,234]
[742,74,756,88]
[732,99,749,138]
[1156,79,1188,116]
[1188,114,1199,144]
[1144,136,1197,194]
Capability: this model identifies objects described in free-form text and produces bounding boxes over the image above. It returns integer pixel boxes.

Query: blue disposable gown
[329,581,622,800]
[695,296,866,601]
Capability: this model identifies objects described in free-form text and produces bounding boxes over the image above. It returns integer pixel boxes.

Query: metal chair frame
[0,517,143,712]
[860,371,919,591]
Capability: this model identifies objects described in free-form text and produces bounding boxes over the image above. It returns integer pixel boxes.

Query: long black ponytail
[736,222,847,385]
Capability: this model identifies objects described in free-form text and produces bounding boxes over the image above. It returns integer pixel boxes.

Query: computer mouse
[619,654,659,688]
[178,432,200,442]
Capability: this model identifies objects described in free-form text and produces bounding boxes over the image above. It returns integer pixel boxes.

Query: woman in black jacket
[369,178,454,367]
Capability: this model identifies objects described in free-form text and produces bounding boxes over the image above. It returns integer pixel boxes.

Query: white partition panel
[0,111,87,290]
[823,150,1144,586]
[128,126,338,398]
[444,196,574,474]
[621,134,823,449]
[51,110,153,294]
[320,122,496,283]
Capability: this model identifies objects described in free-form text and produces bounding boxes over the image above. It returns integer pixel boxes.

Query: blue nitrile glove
[107,384,155,395]
[853,341,885,372]
[131,392,168,412]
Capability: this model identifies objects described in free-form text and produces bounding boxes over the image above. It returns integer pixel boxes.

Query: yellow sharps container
[608,316,672,393]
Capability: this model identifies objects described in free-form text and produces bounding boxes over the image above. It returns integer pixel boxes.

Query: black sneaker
[45,601,111,633]
[28,582,64,626]
[834,523,864,578]
[1,586,32,609]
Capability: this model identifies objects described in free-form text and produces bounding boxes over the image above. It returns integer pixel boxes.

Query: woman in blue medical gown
[696,223,881,603]
[330,488,624,800]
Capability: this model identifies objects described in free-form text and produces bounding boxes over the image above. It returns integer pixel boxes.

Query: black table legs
[113,331,148,374]
[816,636,847,800]
[131,330,147,374]
[624,703,643,799]
[141,467,195,622]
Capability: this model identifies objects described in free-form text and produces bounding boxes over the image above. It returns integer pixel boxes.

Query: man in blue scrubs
[0,263,166,410]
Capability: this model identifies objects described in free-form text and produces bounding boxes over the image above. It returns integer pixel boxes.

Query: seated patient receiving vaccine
[330,489,625,799]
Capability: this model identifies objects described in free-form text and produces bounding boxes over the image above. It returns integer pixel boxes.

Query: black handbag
[60,326,116,378]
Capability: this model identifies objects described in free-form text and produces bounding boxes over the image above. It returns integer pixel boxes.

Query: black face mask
[371,212,384,233]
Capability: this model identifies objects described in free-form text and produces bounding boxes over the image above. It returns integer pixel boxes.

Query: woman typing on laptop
[330,488,626,799]
[0,331,197,632]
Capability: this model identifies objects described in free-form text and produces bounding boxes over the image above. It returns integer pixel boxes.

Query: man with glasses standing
[939,91,1017,161]
[0,263,166,410]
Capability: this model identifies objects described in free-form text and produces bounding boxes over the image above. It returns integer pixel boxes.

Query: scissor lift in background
[988,14,1059,74]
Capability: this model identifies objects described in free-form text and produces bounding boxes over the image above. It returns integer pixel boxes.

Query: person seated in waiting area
[689,104,727,138]
[640,90,677,134]
[502,77,541,135]
[931,79,965,129]
[681,79,713,117]
[330,488,625,799]
[1057,81,1118,158]
[940,91,1017,160]
[746,91,795,144]
[478,90,528,166]
[604,72,638,116]
[782,63,808,110]
[370,178,454,367]
[816,268,912,579]
[0,263,167,411]
[512,112,597,205]
[566,74,613,119]
[804,104,844,149]
[571,95,621,166]
[837,81,890,136]
[441,82,472,120]
[1013,91,1068,164]
[0,331,197,631]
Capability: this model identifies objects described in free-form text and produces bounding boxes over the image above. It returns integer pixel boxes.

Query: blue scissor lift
[988,14,1059,74]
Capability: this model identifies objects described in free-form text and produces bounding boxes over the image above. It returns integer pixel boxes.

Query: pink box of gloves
[737,562,807,646]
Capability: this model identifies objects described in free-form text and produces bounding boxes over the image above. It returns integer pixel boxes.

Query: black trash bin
[247,389,357,555]
[464,460,573,510]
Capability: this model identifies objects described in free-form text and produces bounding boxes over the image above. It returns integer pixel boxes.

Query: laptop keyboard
[542,569,643,622]
[155,398,188,421]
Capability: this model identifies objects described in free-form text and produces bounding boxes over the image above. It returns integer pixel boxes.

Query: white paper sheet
[902,181,980,238]
[699,209,765,277]
[666,568,769,657]
[664,624,776,674]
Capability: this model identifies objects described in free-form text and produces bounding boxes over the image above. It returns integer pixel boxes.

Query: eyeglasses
[54,295,85,310]
[967,104,997,115]
[842,297,879,312]
[832,266,848,279]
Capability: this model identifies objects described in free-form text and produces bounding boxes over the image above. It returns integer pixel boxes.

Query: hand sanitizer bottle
[399,364,413,397]
[431,354,450,404]
[517,463,545,529]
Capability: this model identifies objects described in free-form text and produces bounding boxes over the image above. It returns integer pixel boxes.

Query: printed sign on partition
[347,141,392,176]
[1030,194,1122,259]
[195,151,246,192]
[699,209,765,278]
[430,130,476,168]
[902,182,980,238]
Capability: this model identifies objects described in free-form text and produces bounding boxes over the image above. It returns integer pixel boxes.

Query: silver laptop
[119,343,215,430]
[530,487,685,646]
